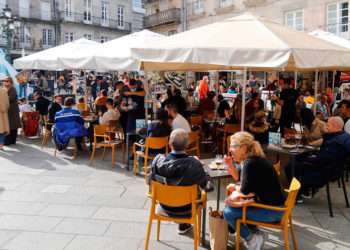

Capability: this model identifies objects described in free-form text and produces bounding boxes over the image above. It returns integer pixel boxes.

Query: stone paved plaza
[0,138,349,250]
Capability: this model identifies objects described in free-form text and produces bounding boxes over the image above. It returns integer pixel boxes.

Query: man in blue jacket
[285,116,350,199]
[53,97,87,151]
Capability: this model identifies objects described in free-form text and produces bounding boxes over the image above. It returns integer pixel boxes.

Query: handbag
[209,207,228,250]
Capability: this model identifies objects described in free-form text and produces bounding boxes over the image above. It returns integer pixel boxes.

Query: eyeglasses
[230,144,241,149]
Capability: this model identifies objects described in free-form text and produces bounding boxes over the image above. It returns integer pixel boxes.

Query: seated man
[285,116,350,200]
[166,103,191,133]
[151,129,213,234]
[19,98,33,113]
[99,98,120,125]
[53,97,87,151]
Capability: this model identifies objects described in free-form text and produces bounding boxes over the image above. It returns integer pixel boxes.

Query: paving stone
[3,232,73,250]
[0,230,20,248]
[0,215,62,231]
[53,218,110,235]
[36,192,92,205]
[0,191,41,202]
[41,184,72,194]
[64,235,141,250]
[39,204,98,218]
[93,207,149,223]
[0,201,47,215]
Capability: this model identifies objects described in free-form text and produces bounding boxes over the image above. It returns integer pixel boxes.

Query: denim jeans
[19,84,27,98]
[223,205,283,240]
[0,133,5,145]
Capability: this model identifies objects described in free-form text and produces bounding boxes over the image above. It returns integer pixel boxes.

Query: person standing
[0,85,9,150]
[198,75,209,101]
[3,77,21,145]
[279,80,299,134]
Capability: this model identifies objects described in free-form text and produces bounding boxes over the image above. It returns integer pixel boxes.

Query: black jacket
[48,102,62,123]
[151,153,212,191]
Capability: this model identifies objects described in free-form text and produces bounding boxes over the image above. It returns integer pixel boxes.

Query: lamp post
[0,5,21,62]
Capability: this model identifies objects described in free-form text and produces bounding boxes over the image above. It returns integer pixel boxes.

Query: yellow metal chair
[235,178,301,250]
[145,181,207,250]
[89,124,123,167]
[133,137,169,176]
[186,131,201,158]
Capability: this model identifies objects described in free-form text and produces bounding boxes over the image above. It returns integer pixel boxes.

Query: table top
[266,144,318,156]
[83,116,98,123]
[201,158,231,179]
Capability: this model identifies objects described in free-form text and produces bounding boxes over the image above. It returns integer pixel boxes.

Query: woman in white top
[99,98,120,125]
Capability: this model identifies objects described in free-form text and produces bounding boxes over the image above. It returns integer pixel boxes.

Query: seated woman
[300,108,327,146]
[223,132,285,249]
[76,97,89,114]
[248,111,269,145]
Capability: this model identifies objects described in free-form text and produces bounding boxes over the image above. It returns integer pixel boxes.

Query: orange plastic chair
[235,178,301,250]
[89,124,124,166]
[145,181,207,250]
[186,131,201,158]
[133,137,169,176]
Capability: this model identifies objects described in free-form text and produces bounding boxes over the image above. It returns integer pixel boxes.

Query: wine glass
[295,133,302,149]
[215,154,224,169]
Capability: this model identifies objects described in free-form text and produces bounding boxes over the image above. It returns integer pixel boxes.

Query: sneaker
[256,230,268,249]
[246,233,264,250]
[177,223,192,235]
[296,197,304,204]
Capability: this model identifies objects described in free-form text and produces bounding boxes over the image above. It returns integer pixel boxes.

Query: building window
[84,0,92,23]
[64,32,74,43]
[19,0,30,18]
[327,2,349,36]
[284,9,304,31]
[132,0,145,13]
[42,29,53,46]
[20,24,31,45]
[84,34,92,40]
[41,1,51,21]
[100,36,108,43]
[193,0,204,15]
[219,0,233,8]
[117,5,124,28]
[101,1,109,26]
[64,0,73,20]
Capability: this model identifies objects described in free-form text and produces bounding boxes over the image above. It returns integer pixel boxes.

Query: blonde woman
[223,132,285,250]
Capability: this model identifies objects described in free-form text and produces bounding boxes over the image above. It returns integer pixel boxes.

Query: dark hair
[54,95,62,99]
[166,102,178,113]
[19,97,26,102]
[64,97,74,107]
[166,86,173,98]
[101,90,107,97]
[174,88,182,96]
[188,88,194,93]
[106,98,114,106]
[300,108,315,129]
[34,91,42,97]
[156,109,169,122]
[338,100,350,110]
[129,78,137,86]
[207,91,216,100]
[78,97,85,103]
[116,80,124,86]
[218,94,224,102]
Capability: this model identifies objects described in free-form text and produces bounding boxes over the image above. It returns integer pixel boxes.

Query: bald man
[285,116,350,202]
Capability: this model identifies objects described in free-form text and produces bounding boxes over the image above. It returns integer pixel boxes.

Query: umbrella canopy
[0,49,19,91]
[131,13,350,72]
[78,29,165,71]
[309,30,350,50]
[13,38,100,70]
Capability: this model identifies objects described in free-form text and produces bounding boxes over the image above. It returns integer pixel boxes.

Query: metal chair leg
[341,176,350,208]
[326,183,334,217]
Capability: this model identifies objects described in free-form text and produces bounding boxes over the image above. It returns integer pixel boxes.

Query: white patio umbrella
[309,29,350,91]
[13,38,100,70]
[75,29,165,71]
[131,13,350,128]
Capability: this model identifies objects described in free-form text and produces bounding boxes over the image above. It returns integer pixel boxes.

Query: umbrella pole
[144,71,149,123]
[294,71,298,89]
[241,68,247,131]
[313,70,319,115]
[332,70,336,92]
